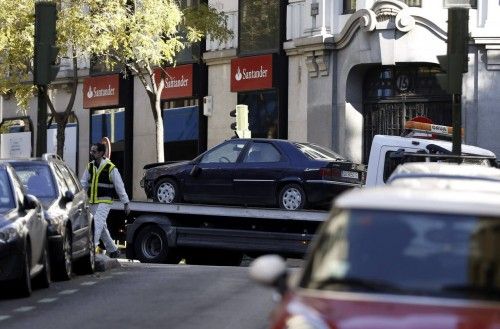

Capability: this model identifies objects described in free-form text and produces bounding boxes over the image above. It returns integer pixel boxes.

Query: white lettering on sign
[431,124,448,134]
[87,85,115,99]
[165,75,189,88]
[235,66,268,82]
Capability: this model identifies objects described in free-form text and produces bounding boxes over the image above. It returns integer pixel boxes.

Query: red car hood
[272,290,500,329]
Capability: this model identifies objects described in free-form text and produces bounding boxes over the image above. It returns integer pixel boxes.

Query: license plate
[341,170,359,179]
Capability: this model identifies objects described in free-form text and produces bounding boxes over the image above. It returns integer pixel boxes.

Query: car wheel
[153,178,180,204]
[17,245,32,298]
[75,224,95,275]
[53,228,72,281]
[134,225,179,264]
[33,243,51,289]
[278,184,306,210]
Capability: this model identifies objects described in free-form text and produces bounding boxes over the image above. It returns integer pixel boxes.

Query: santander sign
[83,74,120,109]
[157,64,194,100]
[231,54,273,92]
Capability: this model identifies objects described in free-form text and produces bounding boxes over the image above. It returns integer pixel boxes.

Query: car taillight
[320,168,341,180]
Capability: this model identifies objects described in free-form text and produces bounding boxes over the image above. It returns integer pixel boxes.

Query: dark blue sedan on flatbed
[141,139,366,210]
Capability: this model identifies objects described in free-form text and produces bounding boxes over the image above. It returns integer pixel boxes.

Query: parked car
[388,162,500,186]
[250,181,500,329]
[141,139,365,210]
[4,154,95,280]
[0,163,50,297]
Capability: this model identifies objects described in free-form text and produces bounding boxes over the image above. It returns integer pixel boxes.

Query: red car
[250,181,500,329]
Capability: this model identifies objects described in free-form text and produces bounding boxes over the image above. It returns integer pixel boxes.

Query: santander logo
[165,75,189,89]
[234,65,268,81]
[86,85,115,99]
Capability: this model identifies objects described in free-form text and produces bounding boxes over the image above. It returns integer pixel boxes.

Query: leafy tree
[0,0,231,161]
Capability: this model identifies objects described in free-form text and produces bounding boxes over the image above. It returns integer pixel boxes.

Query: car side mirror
[63,191,74,203]
[249,255,289,295]
[24,194,38,210]
[190,165,202,177]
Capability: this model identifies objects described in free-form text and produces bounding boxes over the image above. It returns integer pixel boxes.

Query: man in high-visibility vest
[80,142,130,258]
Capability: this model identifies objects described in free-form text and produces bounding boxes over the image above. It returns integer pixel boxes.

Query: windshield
[295,143,344,161]
[11,164,57,200]
[301,209,500,301]
[0,170,15,211]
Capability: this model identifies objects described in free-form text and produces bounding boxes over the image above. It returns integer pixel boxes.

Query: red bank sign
[83,74,120,109]
[231,54,274,92]
[157,64,194,100]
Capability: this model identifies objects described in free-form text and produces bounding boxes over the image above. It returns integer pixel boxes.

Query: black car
[0,163,50,297]
[6,154,95,280]
[141,139,366,210]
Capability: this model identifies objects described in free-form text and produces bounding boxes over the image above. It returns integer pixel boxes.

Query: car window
[52,164,70,194]
[295,143,344,161]
[200,141,247,164]
[301,209,500,301]
[12,164,57,199]
[55,163,79,194]
[0,170,15,210]
[243,142,281,163]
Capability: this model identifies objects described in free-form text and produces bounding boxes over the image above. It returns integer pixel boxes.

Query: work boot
[108,250,121,259]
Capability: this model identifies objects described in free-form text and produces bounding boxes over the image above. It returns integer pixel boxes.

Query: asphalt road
[0,261,278,329]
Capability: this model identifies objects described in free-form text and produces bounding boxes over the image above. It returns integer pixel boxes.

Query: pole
[452,93,461,158]
[36,87,47,157]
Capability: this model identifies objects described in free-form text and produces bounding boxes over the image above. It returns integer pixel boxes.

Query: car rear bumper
[304,180,362,205]
[0,239,24,281]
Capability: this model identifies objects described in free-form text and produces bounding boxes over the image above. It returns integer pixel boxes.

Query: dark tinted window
[201,141,246,164]
[0,170,15,210]
[302,209,500,301]
[12,164,57,199]
[243,142,281,163]
[295,143,344,161]
[239,0,280,54]
[238,90,279,139]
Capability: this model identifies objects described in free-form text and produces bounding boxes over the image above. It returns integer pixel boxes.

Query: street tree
[0,0,231,161]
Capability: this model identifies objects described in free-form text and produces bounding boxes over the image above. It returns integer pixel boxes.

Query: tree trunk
[152,94,164,163]
[55,113,69,159]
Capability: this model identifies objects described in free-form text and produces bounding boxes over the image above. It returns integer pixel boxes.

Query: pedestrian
[80,142,130,258]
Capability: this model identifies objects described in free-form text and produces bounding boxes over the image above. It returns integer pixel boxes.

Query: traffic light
[436,7,469,94]
[34,2,60,86]
[229,105,251,138]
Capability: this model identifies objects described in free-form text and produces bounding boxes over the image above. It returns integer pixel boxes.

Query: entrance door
[362,65,452,162]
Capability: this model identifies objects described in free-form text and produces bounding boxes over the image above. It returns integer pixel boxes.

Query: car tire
[278,184,306,210]
[33,243,51,289]
[53,228,72,281]
[134,225,179,264]
[75,224,95,275]
[17,246,32,298]
[153,178,180,204]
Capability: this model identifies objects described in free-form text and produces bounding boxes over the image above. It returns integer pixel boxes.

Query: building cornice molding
[203,48,237,66]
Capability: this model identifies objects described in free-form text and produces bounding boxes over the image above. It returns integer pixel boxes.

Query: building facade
[1,0,499,200]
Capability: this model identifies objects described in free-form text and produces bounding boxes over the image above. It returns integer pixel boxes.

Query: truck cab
[365,121,496,187]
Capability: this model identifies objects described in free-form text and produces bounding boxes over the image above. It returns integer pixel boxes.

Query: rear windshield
[11,164,57,199]
[0,170,15,211]
[295,143,344,161]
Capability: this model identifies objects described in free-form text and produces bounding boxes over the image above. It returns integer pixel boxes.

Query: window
[56,163,79,195]
[243,143,281,163]
[343,0,356,14]
[0,170,14,210]
[238,90,279,139]
[239,0,281,55]
[200,141,246,164]
[295,143,344,161]
[12,164,57,199]
[90,108,125,144]
[162,101,200,161]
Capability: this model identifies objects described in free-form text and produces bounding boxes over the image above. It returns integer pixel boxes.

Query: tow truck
[107,118,496,265]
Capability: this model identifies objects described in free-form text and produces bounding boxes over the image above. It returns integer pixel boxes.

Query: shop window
[238,90,279,139]
[176,0,203,63]
[90,108,125,144]
[162,105,199,161]
[0,117,33,158]
[239,0,281,55]
[343,0,356,14]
